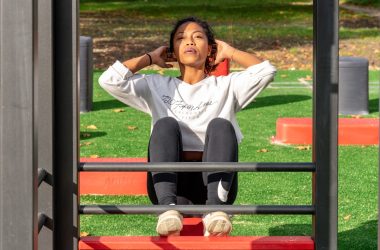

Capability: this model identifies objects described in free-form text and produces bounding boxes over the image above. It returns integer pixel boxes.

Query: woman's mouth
[184,47,197,54]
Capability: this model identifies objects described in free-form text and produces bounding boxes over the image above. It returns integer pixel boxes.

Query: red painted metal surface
[79,158,148,195]
[210,59,230,76]
[180,218,204,236]
[273,118,378,145]
[79,236,314,250]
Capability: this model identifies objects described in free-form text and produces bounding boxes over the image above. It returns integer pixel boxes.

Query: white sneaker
[202,211,232,236]
[156,210,183,236]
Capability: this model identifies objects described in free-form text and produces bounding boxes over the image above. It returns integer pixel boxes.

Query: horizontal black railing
[80,205,315,215]
[79,161,315,216]
[79,162,315,172]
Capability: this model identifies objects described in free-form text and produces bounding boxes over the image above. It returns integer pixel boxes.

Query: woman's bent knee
[207,118,236,136]
[153,117,180,131]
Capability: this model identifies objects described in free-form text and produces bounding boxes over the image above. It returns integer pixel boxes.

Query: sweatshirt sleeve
[98,60,151,114]
[229,60,277,111]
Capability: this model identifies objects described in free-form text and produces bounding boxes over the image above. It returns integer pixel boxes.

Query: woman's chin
[179,59,206,69]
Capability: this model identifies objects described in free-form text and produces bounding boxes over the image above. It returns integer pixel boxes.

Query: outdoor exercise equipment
[80,36,94,113]
[0,0,338,249]
[273,117,378,145]
[339,56,369,115]
[80,157,148,195]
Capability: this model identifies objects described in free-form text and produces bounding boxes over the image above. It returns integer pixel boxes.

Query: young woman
[99,16,276,237]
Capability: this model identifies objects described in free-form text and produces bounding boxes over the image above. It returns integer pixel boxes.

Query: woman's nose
[185,37,195,45]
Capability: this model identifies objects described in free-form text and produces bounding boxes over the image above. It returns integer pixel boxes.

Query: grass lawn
[80,69,378,249]
[79,0,380,70]
[79,0,379,44]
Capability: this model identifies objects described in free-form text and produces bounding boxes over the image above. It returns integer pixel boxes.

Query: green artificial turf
[79,69,378,249]
[79,0,379,49]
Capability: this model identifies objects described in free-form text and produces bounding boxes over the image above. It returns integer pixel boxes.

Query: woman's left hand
[214,40,235,64]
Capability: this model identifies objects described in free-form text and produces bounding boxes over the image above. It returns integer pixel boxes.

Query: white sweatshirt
[99,60,277,151]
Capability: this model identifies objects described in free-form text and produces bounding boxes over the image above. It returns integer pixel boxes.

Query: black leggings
[147,117,238,205]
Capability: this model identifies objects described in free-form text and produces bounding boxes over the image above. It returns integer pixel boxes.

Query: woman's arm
[215,40,262,68]
[122,46,175,73]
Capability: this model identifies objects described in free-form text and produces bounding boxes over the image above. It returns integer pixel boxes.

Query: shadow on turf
[92,100,126,111]
[369,98,379,114]
[268,223,311,236]
[244,94,311,110]
[80,131,107,140]
[338,220,377,249]
[268,220,377,249]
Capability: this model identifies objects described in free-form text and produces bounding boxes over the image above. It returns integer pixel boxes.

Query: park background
[78,0,379,249]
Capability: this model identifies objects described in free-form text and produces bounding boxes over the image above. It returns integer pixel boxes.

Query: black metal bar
[79,162,315,172]
[53,0,79,250]
[38,213,47,233]
[312,0,339,249]
[0,0,38,249]
[80,205,315,215]
[38,168,47,187]
[37,0,54,248]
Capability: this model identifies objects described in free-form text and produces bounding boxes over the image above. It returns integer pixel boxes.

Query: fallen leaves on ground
[90,155,99,158]
[127,125,138,130]
[295,145,311,150]
[86,125,98,130]
[80,232,90,237]
[257,148,269,153]
[113,108,125,113]
[343,214,352,221]
[351,115,362,119]
[304,75,312,81]
[298,77,312,83]
[80,142,92,147]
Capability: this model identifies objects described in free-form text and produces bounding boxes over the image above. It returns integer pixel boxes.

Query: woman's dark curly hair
[169,17,218,75]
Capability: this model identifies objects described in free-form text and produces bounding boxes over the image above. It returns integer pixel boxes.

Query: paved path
[340,3,380,18]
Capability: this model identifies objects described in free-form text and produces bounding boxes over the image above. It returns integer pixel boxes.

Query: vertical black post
[312,0,339,249]
[38,0,54,248]
[53,0,79,250]
[0,0,38,249]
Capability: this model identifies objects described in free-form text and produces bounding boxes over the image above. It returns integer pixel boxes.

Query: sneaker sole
[205,212,232,236]
[156,211,183,236]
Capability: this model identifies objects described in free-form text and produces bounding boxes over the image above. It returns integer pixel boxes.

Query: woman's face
[173,22,211,70]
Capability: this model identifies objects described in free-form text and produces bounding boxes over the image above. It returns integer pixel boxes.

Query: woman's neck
[178,65,206,84]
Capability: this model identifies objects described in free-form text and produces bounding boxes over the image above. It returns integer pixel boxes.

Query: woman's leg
[147,117,182,205]
[147,117,207,206]
[202,118,238,236]
[202,118,238,205]
[147,117,185,236]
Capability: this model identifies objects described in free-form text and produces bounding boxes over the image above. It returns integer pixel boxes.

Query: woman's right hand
[149,46,176,68]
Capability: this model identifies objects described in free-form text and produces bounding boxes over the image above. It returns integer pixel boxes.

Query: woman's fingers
[150,46,168,64]
[155,57,173,68]
[215,39,235,63]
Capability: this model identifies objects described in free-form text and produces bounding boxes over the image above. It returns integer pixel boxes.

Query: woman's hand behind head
[150,46,176,69]
[214,40,234,65]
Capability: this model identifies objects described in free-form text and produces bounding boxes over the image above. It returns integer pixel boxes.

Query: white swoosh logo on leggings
[218,180,229,202]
